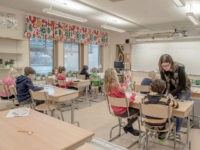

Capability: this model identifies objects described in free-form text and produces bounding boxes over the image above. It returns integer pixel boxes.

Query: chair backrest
[29,89,48,101]
[0,83,7,93]
[134,85,150,93]
[140,103,172,119]
[57,80,66,87]
[77,74,86,80]
[9,85,17,97]
[106,95,130,116]
[90,77,100,82]
[45,78,55,85]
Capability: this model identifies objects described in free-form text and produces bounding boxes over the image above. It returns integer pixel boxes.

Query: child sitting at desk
[57,66,72,88]
[0,68,19,99]
[143,79,179,140]
[104,68,139,136]
[16,67,43,105]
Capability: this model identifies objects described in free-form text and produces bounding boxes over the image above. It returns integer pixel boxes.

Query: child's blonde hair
[104,68,119,93]
[8,68,19,78]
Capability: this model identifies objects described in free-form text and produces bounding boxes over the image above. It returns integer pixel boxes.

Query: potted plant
[4,60,10,68]
[41,74,46,80]
[0,59,3,68]
[9,59,15,67]
[35,73,41,81]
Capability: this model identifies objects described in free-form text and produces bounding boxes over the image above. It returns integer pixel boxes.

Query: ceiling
[1,0,200,37]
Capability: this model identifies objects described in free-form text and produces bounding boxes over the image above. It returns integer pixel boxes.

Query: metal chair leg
[109,118,122,142]
[174,126,176,150]
[60,111,64,121]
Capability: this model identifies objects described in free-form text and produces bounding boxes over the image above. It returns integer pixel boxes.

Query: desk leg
[186,115,190,145]
[71,100,80,126]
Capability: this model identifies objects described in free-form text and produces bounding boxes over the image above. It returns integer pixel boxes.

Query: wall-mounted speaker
[125,39,130,44]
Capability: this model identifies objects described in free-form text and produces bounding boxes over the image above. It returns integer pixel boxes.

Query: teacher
[158,54,191,132]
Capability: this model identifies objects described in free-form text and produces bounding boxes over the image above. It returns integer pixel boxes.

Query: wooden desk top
[191,87,200,100]
[0,110,94,150]
[71,80,91,88]
[42,87,79,102]
[131,95,194,118]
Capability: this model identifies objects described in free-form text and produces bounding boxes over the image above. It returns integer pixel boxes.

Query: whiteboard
[131,41,200,75]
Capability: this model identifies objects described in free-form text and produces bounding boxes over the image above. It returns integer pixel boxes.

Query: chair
[57,80,67,88]
[106,95,141,148]
[0,83,14,104]
[90,77,101,99]
[29,89,64,120]
[140,100,176,150]
[134,85,150,93]
[77,74,86,80]
[45,77,55,85]
[9,85,19,105]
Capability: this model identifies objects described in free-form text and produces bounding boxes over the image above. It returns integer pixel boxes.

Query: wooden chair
[45,77,55,85]
[134,85,150,93]
[0,83,14,104]
[77,74,86,80]
[90,77,101,99]
[140,100,176,150]
[9,85,19,105]
[29,89,64,120]
[57,80,67,88]
[106,95,141,148]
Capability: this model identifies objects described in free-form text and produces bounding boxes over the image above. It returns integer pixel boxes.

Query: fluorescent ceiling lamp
[186,12,200,25]
[172,0,185,7]
[43,8,88,23]
[101,24,125,33]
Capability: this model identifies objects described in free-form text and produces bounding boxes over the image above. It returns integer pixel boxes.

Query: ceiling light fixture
[186,12,200,25]
[42,8,88,23]
[172,0,185,7]
[101,24,125,33]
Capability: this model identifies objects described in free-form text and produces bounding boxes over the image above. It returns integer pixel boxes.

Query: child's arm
[26,79,43,91]
[118,83,127,93]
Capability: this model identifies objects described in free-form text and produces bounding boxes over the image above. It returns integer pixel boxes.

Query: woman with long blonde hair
[104,68,139,136]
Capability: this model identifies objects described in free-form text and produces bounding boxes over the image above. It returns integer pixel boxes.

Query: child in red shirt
[104,68,139,136]
[57,66,72,88]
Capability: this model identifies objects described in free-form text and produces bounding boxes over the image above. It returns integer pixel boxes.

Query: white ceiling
[1,0,200,36]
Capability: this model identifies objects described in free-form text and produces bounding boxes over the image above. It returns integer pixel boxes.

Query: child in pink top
[0,68,18,99]
[104,68,139,136]
[57,66,72,88]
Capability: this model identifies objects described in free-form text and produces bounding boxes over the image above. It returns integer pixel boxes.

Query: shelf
[0,52,23,55]
[0,67,23,70]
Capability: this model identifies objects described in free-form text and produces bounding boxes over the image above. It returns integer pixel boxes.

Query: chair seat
[144,122,175,132]
[35,103,58,111]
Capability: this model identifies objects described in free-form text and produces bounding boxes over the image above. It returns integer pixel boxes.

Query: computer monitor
[114,61,124,69]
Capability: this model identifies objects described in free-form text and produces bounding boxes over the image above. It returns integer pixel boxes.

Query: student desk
[41,86,79,124]
[0,109,94,150]
[130,94,193,149]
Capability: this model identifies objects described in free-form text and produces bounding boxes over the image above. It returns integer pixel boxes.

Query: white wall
[132,41,200,75]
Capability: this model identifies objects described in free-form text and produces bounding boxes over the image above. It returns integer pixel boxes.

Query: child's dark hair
[24,67,36,76]
[82,65,88,71]
[151,79,166,93]
[58,66,66,73]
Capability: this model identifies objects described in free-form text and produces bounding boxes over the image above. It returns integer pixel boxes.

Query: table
[0,109,94,150]
[42,86,79,124]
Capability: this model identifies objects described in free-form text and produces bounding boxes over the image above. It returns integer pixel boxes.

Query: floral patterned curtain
[24,15,108,46]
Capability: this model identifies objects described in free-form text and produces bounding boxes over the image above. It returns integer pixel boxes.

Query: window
[30,38,54,75]
[64,43,80,72]
[88,44,101,71]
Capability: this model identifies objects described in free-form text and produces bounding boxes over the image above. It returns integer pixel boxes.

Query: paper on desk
[6,108,30,118]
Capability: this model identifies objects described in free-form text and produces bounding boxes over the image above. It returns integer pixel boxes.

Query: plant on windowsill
[67,71,73,77]
[0,59,3,68]
[41,74,46,80]
[4,60,10,68]
[35,73,41,81]
[9,59,15,67]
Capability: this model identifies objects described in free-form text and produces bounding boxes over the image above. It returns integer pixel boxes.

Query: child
[0,68,19,99]
[90,67,103,95]
[16,67,43,105]
[104,68,139,136]
[80,65,90,79]
[50,67,58,79]
[57,66,72,88]
[141,71,157,86]
[143,79,179,140]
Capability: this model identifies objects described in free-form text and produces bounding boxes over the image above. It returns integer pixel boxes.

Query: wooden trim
[80,43,84,68]
[54,41,58,67]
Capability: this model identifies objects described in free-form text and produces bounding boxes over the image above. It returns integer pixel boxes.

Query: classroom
[0,0,200,150]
